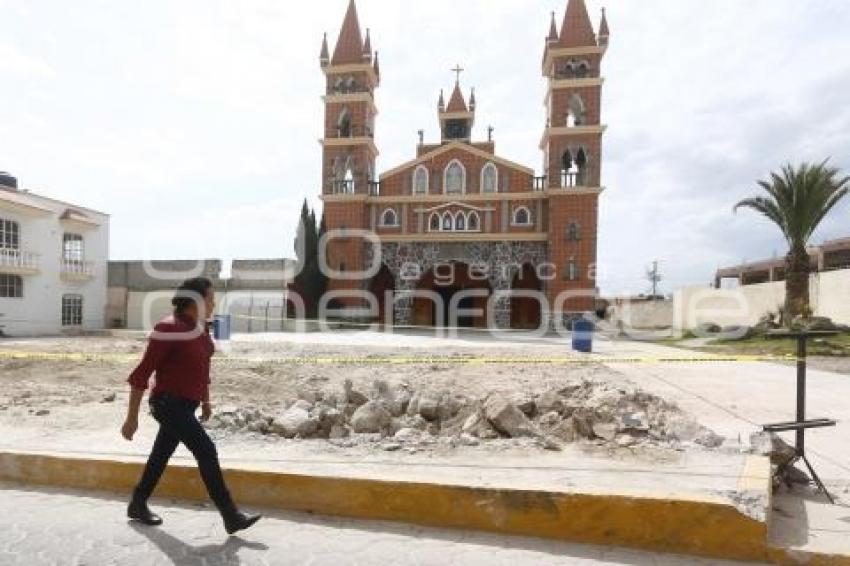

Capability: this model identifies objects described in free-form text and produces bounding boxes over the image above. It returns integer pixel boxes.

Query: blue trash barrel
[571,319,594,353]
[213,314,232,340]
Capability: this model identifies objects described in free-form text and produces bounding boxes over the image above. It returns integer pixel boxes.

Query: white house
[0,173,109,336]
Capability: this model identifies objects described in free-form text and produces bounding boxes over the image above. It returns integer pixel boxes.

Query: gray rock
[549,419,577,443]
[536,390,564,414]
[101,393,116,403]
[394,427,422,441]
[592,422,618,441]
[273,406,318,438]
[571,409,596,439]
[351,401,392,434]
[538,411,562,429]
[750,431,796,465]
[417,394,441,422]
[292,399,313,412]
[618,411,649,432]
[343,379,368,407]
[516,396,537,417]
[459,433,480,446]
[329,424,349,439]
[483,395,537,438]
[35,409,50,416]
[381,442,402,452]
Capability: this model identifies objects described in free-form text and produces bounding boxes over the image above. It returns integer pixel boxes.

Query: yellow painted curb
[0,450,776,562]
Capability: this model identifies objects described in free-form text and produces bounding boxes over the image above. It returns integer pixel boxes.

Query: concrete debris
[206,377,724,453]
[350,401,392,434]
[483,394,538,438]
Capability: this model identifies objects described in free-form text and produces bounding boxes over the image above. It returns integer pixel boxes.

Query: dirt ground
[0,331,730,464]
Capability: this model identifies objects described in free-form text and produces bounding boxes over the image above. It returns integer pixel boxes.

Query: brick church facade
[318,0,610,330]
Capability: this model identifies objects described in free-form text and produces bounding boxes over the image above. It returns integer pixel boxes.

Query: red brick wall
[547,193,599,312]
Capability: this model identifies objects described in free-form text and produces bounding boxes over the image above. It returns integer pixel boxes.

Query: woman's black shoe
[127,499,163,526]
[224,511,261,535]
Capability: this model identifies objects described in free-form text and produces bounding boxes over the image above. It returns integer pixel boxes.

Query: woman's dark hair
[172,277,213,314]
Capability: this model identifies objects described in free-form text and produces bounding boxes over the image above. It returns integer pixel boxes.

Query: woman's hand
[201,402,213,423]
[121,416,138,441]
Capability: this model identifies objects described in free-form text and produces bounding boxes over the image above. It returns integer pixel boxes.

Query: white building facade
[0,173,109,336]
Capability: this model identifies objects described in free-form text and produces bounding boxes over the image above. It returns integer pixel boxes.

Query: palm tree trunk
[784,244,811,322]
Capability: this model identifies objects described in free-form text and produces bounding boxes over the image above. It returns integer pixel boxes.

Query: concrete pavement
[0,483,766,566]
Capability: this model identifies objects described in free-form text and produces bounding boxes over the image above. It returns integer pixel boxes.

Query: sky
[1,0,849,295]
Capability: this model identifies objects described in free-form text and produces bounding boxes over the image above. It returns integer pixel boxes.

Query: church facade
[318,0,610,330]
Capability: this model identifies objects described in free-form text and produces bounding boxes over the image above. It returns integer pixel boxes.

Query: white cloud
[1,0,848,295]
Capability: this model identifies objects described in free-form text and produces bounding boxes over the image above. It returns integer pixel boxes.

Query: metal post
[796,333,806,454]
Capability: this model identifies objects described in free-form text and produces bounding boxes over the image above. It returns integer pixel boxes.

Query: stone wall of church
[365,241,549,329]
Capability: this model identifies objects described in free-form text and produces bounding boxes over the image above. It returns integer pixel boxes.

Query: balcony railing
[560,171,588,188]
[61,259,94,278]
[532,176,547,191]
[368,181,381,196]
[330,180,356,195]
[334,124,374,139]
[329,85,371,96]
[0,249,40,272]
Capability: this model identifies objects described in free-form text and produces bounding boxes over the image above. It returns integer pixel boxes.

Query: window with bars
[0,219,20,250]
[63,233,84,262]
[0,274,22,298]
[62,294,83,326]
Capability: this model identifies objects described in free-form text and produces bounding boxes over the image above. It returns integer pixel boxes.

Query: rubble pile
[209,377,724,452]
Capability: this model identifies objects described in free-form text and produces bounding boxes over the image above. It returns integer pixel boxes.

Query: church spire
[331,0,365,65]
[547,11,559,43]
[319,32,330,68]
[362,28,372,61]
[558,0,596,48]
[598,8,610,48]
[446,83,468,113]
[373,50,380,80]
[438,89,445,112]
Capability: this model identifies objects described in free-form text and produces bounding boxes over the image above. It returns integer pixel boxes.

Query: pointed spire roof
[373,51,380,78]
[557,0,597,48]
[598,7,610,42]
[438,89,445,110]
[320,32,330,66]
[362,28,372,60]
[446,83,468,113]
[331,0,365,65]
[547,11,559,42]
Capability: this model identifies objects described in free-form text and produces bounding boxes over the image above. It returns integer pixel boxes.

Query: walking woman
[121,277,260,534]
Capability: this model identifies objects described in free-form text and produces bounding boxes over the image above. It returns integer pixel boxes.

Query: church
[318,0,609,330]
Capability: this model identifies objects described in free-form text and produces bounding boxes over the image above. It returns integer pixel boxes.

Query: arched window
[338,108,352,138]
[441,212,454,231]
[429,213,440,231]
[566,222,581,241]
[380,208,399,227]
[566,94,586,127]
[344,76,355,92]
[467,212,480,231]
[413,165,429,195]
[444,160,465,194]
[575,148,588,186]
[455,211,466,231]
[576,61,589,78]
[480,162,498,193]
[512,206,532,226]
[561,148,588,187]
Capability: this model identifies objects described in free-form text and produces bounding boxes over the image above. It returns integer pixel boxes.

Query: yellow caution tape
[0,349,798,365]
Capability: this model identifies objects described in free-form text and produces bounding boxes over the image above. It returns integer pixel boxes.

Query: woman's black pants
[133,393,235,515]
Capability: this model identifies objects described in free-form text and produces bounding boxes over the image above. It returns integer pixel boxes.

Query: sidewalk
[0,483,765,565]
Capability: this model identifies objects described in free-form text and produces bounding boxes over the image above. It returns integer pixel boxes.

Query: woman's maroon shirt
[128,314,215,402]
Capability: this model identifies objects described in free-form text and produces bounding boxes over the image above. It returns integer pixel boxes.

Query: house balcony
[0,249,40,275]
[60,259,95,282]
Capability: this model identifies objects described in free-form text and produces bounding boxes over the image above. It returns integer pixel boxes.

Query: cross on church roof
[451,64,464,84]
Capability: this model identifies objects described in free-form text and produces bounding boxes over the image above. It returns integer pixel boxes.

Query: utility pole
[646,260,662,298]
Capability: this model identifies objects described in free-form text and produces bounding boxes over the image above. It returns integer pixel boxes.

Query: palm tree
[734,160,849,322]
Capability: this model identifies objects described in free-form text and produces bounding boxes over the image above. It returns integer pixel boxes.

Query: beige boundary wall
[611,269,850,331]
